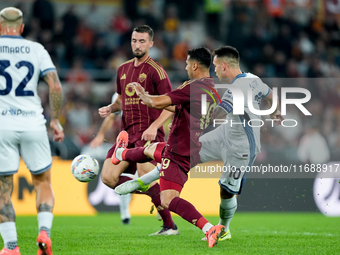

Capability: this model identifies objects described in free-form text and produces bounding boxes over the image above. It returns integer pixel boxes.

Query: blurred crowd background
[1,0,340,164]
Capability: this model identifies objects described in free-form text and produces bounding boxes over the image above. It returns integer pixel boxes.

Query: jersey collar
[230,72,247,84]
[0,35,24,39]
[134,56,150,67]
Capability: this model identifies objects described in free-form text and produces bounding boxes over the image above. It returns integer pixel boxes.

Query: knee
[220,187,234,199]
[32,170,51,187]
[160,198,170,209]
[101,169,118,188]
[160,194,175,209]
[144,144,154,158]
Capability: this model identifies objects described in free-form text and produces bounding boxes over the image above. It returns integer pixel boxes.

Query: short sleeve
[261,83,271,99]
[166,84,190,105]
[154,68,172,95]
[39,45,55,76]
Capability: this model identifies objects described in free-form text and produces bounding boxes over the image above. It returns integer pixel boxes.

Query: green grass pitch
[9,212,340,254]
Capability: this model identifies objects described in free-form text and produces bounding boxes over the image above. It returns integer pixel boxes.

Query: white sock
[0,222,17,249]
[202,223,214,234]
[38,212,53,237]
[219,196,237,231]
[116,148,124,161]
[119,193,131,220]
[139,165,161,184]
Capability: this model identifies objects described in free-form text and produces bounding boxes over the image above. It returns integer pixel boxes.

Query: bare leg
[101,159,130,189]
[0,175,18,250]
[137,162,175,229]
[31,169,54,238]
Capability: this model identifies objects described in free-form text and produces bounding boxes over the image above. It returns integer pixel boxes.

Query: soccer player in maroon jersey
[124,47,225,248]
[98,25,177,235]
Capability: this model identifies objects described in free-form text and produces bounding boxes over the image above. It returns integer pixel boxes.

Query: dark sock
[145,183,175,229]
[168,197,204,228]
[123,147,150,163]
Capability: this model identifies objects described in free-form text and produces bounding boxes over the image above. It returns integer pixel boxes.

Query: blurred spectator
[85,3,108,32]
[77,19,95,50]
[111,8,132,34]
[32,0,55,30]
[172,39,190,70]
[66,58,92,84]
[164,5,180,33]
[298,122,330,164]
[90,36,112,70]
[61,5,79,42]
[124,0,139,22]
[204,0,225,40]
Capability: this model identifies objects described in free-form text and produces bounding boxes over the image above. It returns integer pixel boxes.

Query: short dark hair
[213,46,240,66]
[187,47,211,69]
[133,25,154,41]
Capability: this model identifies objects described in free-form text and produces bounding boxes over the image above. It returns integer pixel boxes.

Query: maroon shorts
[159,157,188,193]
[106,133,163,174]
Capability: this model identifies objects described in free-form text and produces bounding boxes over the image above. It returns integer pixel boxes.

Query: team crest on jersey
[120,74,126,80]
[139,73,147,83]
[125,83,135,97]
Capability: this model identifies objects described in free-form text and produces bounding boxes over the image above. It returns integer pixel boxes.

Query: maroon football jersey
[163,77,217,172]
[116,56,172,141]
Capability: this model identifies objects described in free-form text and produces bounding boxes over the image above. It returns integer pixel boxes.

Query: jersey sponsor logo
[138,73,147,83]
[0,46,30,54]
[125,97,140,105]
[120,74,126,80]
[2,107,36,116]
[125,83,135,97]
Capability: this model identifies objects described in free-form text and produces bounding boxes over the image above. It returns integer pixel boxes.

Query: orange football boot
[36,230,52,255]
[111,130,128,165]
[205,225,225,248]
[0,247,20,255]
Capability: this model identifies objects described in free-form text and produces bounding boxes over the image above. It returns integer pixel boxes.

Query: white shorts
[199,130,256,194]
[0,130,52,175]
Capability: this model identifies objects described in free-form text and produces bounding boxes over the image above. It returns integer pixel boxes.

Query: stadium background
[2,0,340,217]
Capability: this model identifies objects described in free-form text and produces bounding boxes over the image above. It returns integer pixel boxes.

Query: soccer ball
[71,155,100,182]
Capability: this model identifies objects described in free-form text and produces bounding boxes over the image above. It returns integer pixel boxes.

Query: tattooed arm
[43,71,65,143]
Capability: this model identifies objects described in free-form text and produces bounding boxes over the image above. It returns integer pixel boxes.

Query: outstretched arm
[132,82,172,109]
[43,71,65,143]
[264,90,284,125]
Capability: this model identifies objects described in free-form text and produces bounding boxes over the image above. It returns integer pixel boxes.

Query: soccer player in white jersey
[115,46,284,241]
[198,46,284,240]
[0,7,64,255]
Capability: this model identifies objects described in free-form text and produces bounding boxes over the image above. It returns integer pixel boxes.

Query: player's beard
[133,50,146,59]
[187,70,193,79]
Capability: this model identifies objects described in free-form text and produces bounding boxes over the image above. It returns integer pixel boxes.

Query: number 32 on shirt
[0,60,34,96]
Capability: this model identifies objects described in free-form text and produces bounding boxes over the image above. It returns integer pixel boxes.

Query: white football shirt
[215,72,271,158]
[0,35,55,131]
